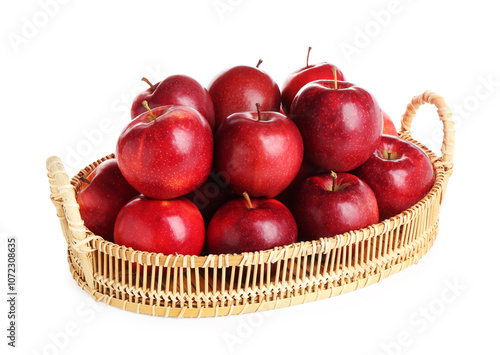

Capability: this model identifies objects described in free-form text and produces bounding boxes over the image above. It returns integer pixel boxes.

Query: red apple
[184,169,237,224]
[130,75,215,131]
[282,47,345,115]
[382,110,398,136]
[116,103,213,200]
[114,196,205,255]
[207,192,297,255]
[293,172,379,241]
[76,159,139,242]
[215,104,303,198]
[275,157,327,210]
[208,60,281,130]
[291,80,382,172]
[353,135,434,221]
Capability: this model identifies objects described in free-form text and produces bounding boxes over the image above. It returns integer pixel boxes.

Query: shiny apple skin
[207,197,297,255]
[114,196,205,256]
[382,110,398,136]
[293,173,379,241]
[116,105,213,200]
[291,80,382,172]
[281,62,345,115]
[76,159,139,242]
[353,135,435,221]
[208,65,281,130]
[130,75,215,131]
[215,110,303,198]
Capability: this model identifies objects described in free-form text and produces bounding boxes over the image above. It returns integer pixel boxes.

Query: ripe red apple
[114,196,205,255]
[116,103,213,200]
[382,110,398,136]
[207,192,297,255]
[353,135,435,221]
[208,60,281,130]
[76,159,139,242]
[282,47,345,115]
[130,75,215,131]
[184,169,237,224]
[215,104,303,198]
[293,172,379,241]
[291,80,382,172]
[275,157,327,210]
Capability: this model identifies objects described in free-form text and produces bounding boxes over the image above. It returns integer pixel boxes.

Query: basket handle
[400,91,455,172]
[46,156,95,289]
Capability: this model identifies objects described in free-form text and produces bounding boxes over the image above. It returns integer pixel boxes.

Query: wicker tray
[46,91,454,318]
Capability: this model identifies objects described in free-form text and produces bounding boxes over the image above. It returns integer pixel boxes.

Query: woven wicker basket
[46,91,454,318]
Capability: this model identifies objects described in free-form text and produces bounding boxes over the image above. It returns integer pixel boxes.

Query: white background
[1,0,499,354]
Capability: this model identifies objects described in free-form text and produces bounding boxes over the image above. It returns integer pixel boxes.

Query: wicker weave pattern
[47,91,454,317]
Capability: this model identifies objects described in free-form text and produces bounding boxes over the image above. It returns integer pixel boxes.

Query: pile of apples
[77,48,435,258]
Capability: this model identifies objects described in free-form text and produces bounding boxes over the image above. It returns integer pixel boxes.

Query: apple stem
[331,171,337,191]
[79,176,91,184]
[243,192,253,209]
[387,150,392,160]
[256,59,263,68]
[255,103,262,121]
[141,77,154,89]
[333,67,338,89]
[142,101,156,121]
[306,46,312,68]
